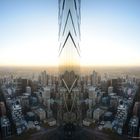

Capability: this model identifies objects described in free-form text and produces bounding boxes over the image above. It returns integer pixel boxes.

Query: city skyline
[0,0,140,67]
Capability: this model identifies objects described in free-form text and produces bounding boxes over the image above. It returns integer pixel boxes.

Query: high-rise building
[0,116,11,138]
[58,0,81,88]
[133,102,140,116]
[0,102,6,117]
[128,116,139,137]
[26,86,31,94]
[91,70,98,86]
[108,86,113,94]
[58,0,81,124]
[15,78,28,95]
[42,86,51,106]
[112,100,128,135]
[40,71,48,86]
[116,100,128,121]
[11,99,23,122]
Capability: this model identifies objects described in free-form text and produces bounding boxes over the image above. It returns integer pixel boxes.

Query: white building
[47,118,56,126]
[26,86,31,94]
[83,118,92,127]
[42,86,51,106]
[93,108,104,121]
[34,108,46,121]
[108,86,113,94]
[88,86,97,99]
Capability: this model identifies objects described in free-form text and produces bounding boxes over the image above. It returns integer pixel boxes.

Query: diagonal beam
[59,32,80,57]
[62,78,77,94]
[70,92,76,113]
[62,9,77,36]
[63,91,69,112]
[62,78,71,93]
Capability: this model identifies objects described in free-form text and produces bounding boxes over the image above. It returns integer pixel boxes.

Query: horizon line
[0,65,140,68]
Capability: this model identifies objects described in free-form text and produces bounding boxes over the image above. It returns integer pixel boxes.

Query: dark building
[128,116,139,137]
[0,116,11,138]
[15,78,28,95]
[0,102,6,117]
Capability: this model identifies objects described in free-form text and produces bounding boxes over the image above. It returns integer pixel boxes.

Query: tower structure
[58,0,81,124]
[59,0,81,87]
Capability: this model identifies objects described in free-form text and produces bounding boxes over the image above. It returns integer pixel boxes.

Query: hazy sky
[0,0,140,67]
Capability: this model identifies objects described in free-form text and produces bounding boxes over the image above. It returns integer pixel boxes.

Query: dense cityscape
[0,67,140,140]
[1,0,140,139]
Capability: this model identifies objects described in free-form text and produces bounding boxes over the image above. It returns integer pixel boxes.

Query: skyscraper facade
[58,0,81,88]
[58,0,81,124]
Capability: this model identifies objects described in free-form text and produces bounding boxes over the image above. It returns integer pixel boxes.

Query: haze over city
[1,0,140,140]
[0,0,140,67]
